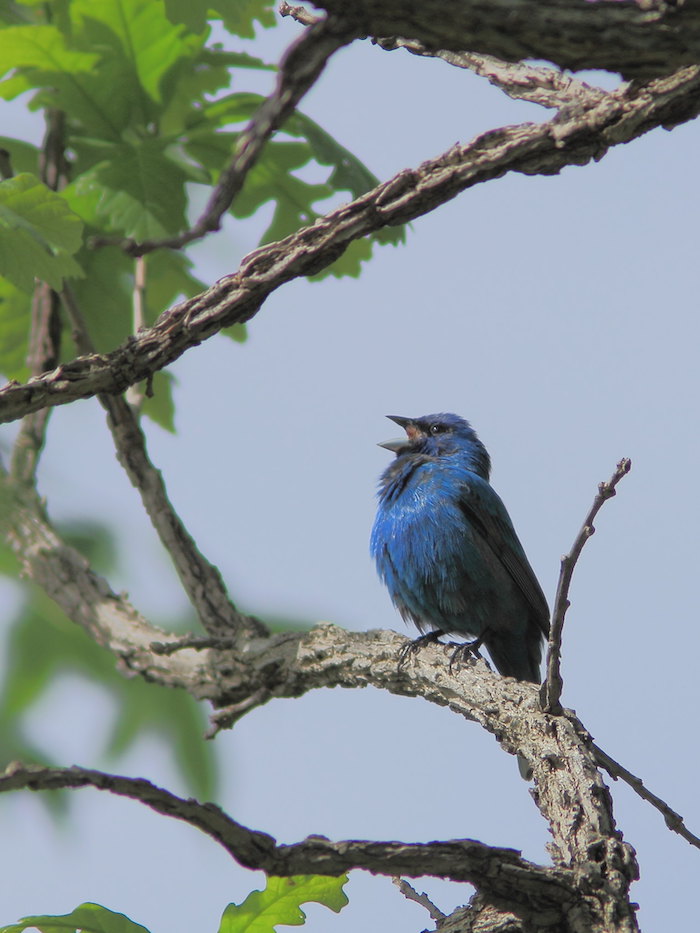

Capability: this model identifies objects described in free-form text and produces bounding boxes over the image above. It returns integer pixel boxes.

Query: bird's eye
[430,423,441,435]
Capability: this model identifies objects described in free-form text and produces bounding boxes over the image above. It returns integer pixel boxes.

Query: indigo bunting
[370,413,549,682]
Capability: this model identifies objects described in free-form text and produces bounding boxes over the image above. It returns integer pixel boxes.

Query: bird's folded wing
[458,477,550,636]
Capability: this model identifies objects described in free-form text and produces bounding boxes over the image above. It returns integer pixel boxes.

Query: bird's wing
[458,475,550,636]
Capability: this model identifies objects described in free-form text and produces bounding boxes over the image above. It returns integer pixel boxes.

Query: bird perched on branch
[370,413,549,683]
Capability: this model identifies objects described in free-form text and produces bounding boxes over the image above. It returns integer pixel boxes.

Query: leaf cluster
[0,876,349,933]
[0,0,403,430]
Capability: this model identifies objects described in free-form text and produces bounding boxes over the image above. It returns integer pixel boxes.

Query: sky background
[1,10,699,933]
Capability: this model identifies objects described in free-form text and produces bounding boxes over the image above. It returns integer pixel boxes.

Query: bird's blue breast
[371,458,497,637]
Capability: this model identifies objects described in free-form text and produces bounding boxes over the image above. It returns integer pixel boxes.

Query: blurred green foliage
[0,875,349,933]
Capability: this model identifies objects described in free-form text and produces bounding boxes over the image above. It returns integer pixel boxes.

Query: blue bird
[370,413,549,682]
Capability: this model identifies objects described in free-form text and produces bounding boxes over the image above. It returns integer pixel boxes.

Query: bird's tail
[485,624,543,684]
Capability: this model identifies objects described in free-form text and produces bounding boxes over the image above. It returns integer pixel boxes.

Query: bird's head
[378,413,491,479]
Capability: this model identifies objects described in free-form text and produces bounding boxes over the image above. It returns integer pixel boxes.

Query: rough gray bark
[313,0,700,78]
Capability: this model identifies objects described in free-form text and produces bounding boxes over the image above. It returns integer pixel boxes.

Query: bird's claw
[448,638,485,674]
[397,630,444,669]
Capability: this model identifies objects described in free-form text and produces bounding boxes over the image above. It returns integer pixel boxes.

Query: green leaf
[0,173,83,292]
[0,137,39,176]
[190,95,407,275]
[285,111,379,200]
[0,902,152,933]
[0,278,30,381]
[164,0,276,37]
[67,245,132,353]
[218,876,349,933]
[309,237,373,281]
[0,24,99,95]
[141,370,176,433]
[70,0,191,104]
[73,140,188,240]
[158,45,271,138]
[229,141,331,238]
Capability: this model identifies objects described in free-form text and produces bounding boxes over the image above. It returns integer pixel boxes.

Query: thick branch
[2,65,700,425]
[93,15,357,256]
[313,0,700,79]
[0,762,577,915]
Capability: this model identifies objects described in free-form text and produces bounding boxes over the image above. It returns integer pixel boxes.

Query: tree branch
[2,65,700,424]
[541,458,631,715]
[59,287,262,640]
[593,743,700,852]
[392,878,446,922]
[92,15,357,256]
[314,0,700,79]
[373,38,608,110]
[0,762,579,915]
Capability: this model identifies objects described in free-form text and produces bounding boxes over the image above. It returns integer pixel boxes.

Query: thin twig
[391,878,446,921]
[541,458,631,714]
[593,743,700,852]
[60,285,264,640]
[92,16,355,256]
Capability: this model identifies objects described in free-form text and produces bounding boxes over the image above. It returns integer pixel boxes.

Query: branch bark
[2,64,700,425]
[313,0,700,79]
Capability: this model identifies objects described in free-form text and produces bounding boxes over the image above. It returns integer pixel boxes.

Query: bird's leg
[449,630,489,673]
[397,629,445,669]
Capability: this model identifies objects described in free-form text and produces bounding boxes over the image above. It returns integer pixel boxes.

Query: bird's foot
[448,635,486,674]
[397,630,445,669]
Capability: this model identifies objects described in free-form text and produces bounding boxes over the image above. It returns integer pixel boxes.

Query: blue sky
[1,13,699,933]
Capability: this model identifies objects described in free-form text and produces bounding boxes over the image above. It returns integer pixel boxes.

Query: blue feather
[370,413,549,682]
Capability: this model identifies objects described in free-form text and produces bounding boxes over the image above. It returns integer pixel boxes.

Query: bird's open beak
[378,415,414,451]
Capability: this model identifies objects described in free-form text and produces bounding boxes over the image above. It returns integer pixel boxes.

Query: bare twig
[593,743,700,852]
[0,762,577,910]
[60,286,262,640]
[3,65,700,425]
[92,16,356,256]
[541,458,631,714]
[392,877,446,921]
